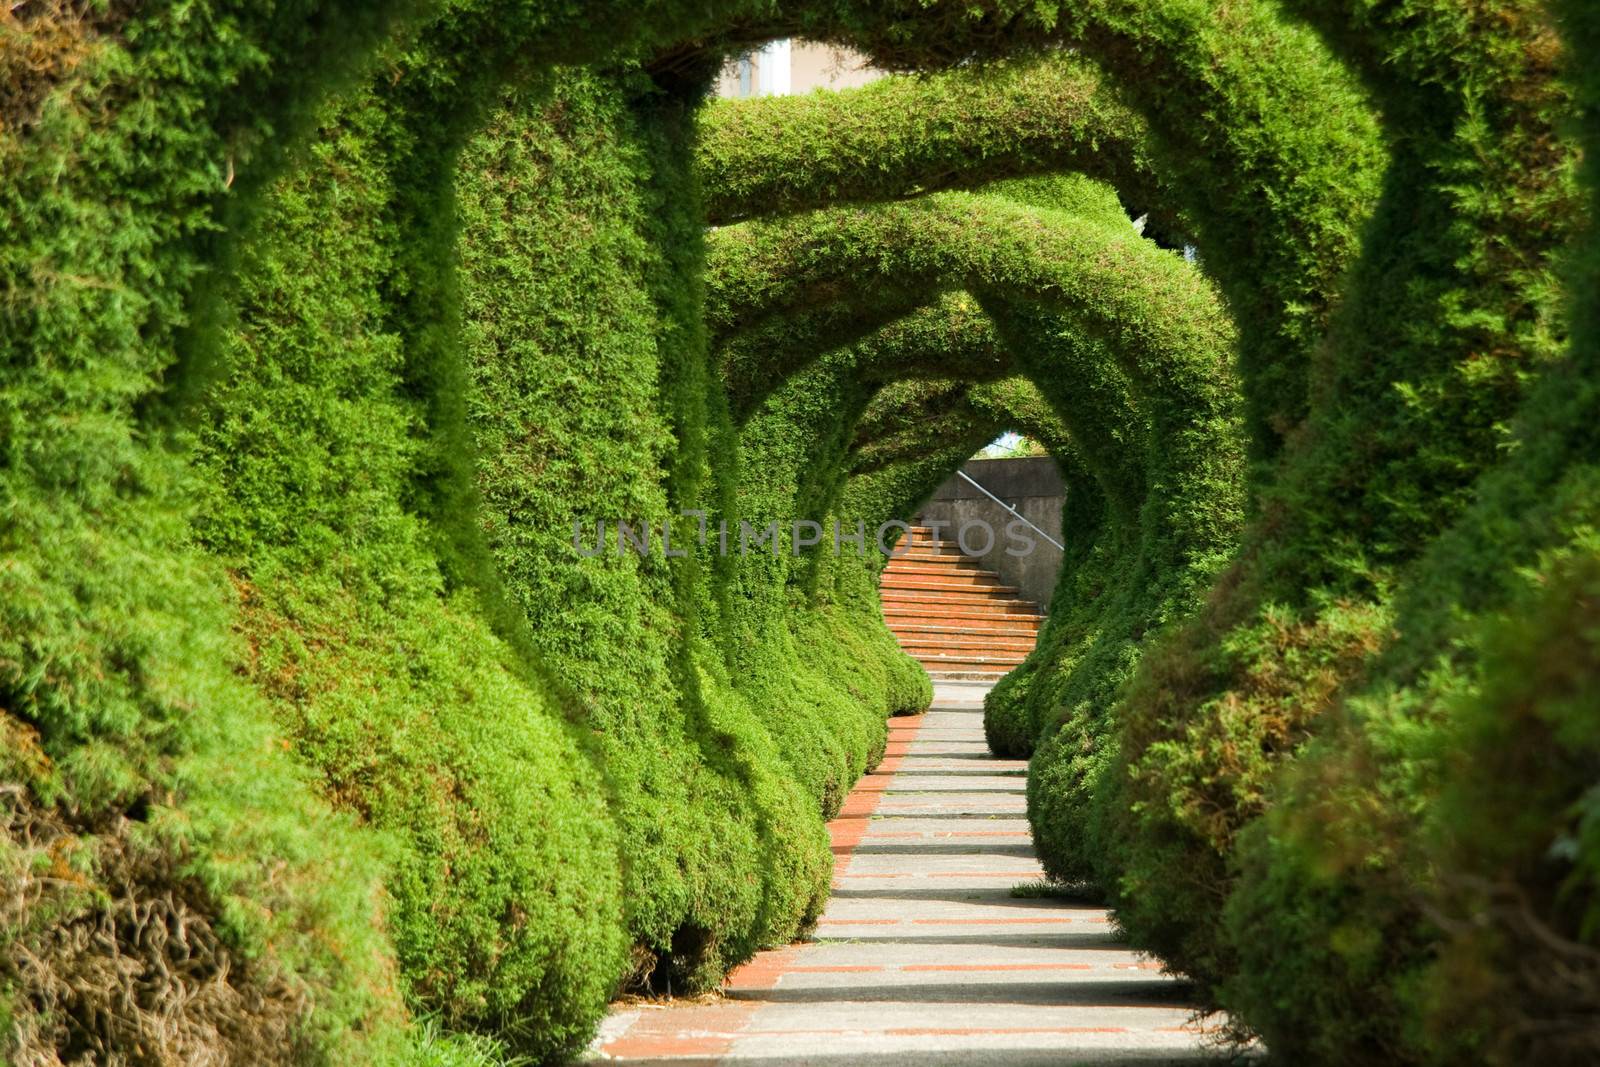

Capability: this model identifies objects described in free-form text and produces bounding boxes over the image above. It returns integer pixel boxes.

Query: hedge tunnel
[1,0,1596,1065]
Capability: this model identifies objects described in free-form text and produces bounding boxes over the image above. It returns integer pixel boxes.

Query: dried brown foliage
[2,782,309,1067]
[0,1,122,134]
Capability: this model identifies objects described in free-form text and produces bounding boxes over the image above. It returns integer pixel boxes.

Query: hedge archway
[3,2,1595,1064]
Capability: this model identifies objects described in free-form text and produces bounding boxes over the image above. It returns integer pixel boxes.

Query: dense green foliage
[0,6,435,1062]
[3,0,1596,1064]
[700,6,1595,1062]
[709,172,1247,893]
[193,80,628,1060]
[0,6,918,1060]
[698,54,1167,231]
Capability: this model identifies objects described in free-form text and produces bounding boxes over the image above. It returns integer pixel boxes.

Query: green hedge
[706,177,1244,888]
[703,15,1593,1062]
[193,81,627,1061]
[6,3,1598,1065]
[0,8,928,1060]
[0,5,442,1062]
[702,5,1382,460]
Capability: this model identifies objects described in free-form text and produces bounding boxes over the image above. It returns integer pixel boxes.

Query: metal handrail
[954,469,1066,552]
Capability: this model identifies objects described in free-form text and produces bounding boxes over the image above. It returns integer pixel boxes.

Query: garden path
[588,682,1227,1066]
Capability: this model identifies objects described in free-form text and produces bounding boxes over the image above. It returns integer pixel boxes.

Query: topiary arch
[2,1,1594,1064]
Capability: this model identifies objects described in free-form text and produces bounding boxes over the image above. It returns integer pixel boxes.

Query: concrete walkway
[588,682,1225,1065]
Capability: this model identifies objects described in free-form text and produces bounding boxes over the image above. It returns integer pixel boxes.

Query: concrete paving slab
[588,690,1237,1065]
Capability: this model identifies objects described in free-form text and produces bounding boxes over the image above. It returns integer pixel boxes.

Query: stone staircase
[881,525,1045,681]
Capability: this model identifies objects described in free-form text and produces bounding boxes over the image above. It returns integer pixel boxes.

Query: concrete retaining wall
[915,456,1064,611]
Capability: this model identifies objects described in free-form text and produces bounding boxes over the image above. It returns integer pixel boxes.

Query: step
[895,626,1039,645]
[900,635,1038,653]
[881,573,1007,591]
[914,657,1017,673]
[889,619,1043,637]
[883,617,1043,633]
[881,602,1043,620]
[879,579,1017,595]
[883,550,979,566]
[894,531,958,543]
[883,588,1004,604]
[893,542,963,557]
[911,663,1026,677]
[887,621,1043,638]
[881,589,1025,606]
[912,644,1030,660]
[883,607,1043,627]
[927,668,1012,682]
[881,561,988,576]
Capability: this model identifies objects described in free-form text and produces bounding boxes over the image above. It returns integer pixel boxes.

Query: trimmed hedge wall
[0,8,921,1060]
[4,2,1597,1065]
[700,9,1595,1063]
[195,78,628,1061]
[0,5,441,1062]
